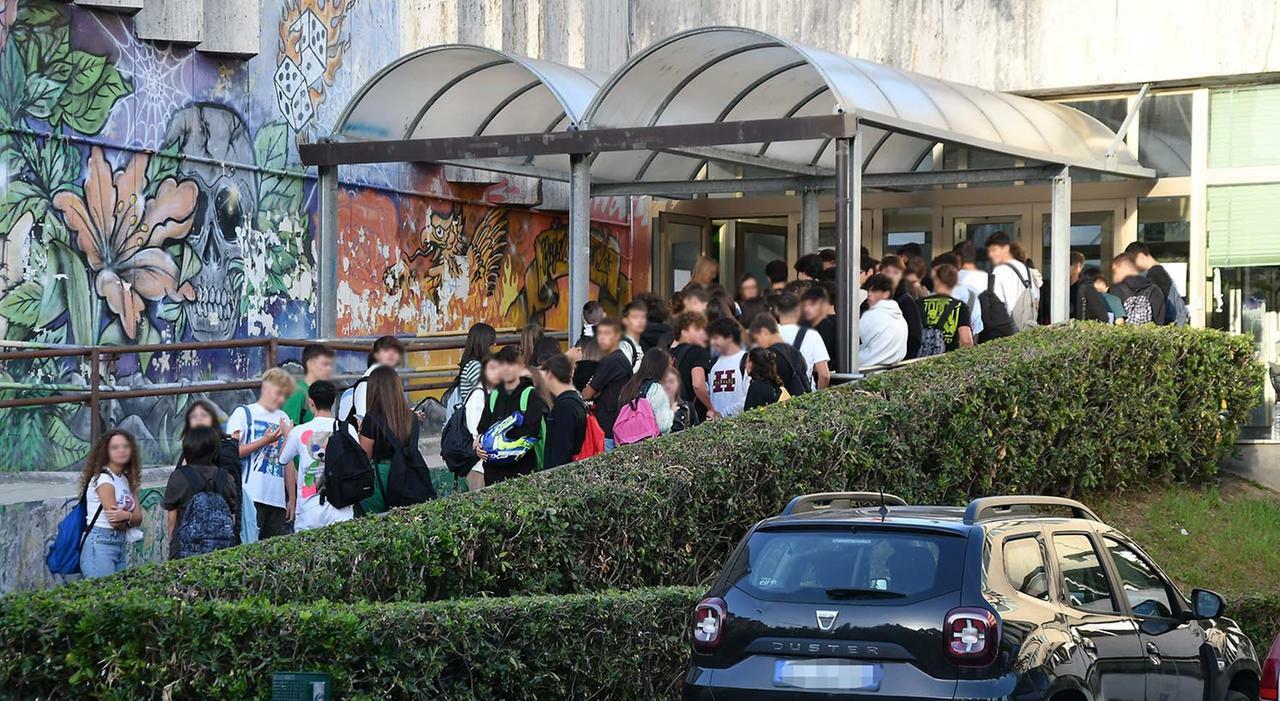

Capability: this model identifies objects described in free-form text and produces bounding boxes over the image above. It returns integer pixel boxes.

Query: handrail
[0,330,567,444]
[781,491,908,516]
[963,496,1100,524]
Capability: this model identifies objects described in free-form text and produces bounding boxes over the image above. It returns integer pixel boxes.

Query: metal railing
[0,329,566,444]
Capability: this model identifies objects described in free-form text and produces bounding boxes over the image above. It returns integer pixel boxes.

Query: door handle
[1081,638,1097,656]
[1146,641,1162,665]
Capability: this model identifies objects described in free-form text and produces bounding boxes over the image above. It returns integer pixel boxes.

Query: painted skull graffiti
[162,104,256,341]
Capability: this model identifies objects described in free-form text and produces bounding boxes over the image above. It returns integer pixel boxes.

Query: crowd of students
[68,238,1185,578]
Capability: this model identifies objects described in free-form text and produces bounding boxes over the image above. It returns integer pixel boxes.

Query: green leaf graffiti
[253,121,305,228]
[0,281,43,328]
[49,238,96,346]
[51,62,130,135]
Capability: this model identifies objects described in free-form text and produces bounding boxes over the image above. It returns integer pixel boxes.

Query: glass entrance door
[657,212,711,297]
[952,215,1023,271]
[735,221,788,290]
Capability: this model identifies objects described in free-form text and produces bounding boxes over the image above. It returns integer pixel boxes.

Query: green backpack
[488,386,546,470]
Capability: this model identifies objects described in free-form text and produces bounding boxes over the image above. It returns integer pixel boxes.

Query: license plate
[773,659,881,690]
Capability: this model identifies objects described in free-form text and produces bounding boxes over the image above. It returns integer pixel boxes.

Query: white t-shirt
[278,416,353,531]
[779,323,830,379]
[84,470,134,530]
[337,364,378,424]
[991,260,1036,316]
[463,385,487,475]
[227,402,290,508]
[619,336,643,373]
[708,349,749,418]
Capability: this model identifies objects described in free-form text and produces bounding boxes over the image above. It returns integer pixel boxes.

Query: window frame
[1001,533,1053,602]
[1048,530,1123,617]
[1098,534,1187,621]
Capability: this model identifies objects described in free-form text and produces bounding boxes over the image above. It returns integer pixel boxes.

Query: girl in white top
[464,356,501,492]
[78,429,143,578]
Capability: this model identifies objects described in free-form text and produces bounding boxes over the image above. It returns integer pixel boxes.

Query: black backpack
[767,343,812,396]
[375,415,437,508]
[979,272,1016,342]
[441,387,480,477]
[319,378,376,509]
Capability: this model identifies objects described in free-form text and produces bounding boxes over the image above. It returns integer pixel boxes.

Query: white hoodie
[859,299,909,368]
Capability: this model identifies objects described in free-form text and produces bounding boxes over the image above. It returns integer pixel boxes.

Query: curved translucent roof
[333,44,605,173]
[582,27,1149,182]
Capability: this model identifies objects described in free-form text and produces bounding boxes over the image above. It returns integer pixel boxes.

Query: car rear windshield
[729,527,967,604]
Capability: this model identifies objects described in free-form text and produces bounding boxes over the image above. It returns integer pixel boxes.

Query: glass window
[729,528,966,604]
[884,208,932,261]
[954,216,1022,272]
[1053,534,1118,614]
[1041,211,1114,285]
[1210,85,1280,169]
[1138,196,1190,297]
[1061,98,1129,183]
[1003,537,1050,601]
[1139,93,1192,177]
[1207,264,1280,436]
[1208,184,1280,269]
[1103,538,1175,619]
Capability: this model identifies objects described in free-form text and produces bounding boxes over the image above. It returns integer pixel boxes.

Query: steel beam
[800,189,820,254]
[835,130,862,376]
[317,165,340,337]
[587,166,1063,197]
[1049,166,1072,324]
[568,153,591,345]
[661,146,834,176]
[299,114,858,166]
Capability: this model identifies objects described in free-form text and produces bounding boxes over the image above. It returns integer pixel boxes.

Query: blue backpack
[46,487,104,576]
[175,466,236,559]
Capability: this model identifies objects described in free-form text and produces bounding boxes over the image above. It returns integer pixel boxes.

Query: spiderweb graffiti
[90,12,196,149]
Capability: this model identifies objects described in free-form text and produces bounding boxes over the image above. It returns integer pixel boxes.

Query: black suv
[684,493,1260,701]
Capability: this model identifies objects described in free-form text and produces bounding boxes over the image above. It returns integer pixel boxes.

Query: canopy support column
[800,189,820,255]
[317,165,339,338]
[568,153,591,345]
[835,129,862,376]
[1049,166,1072,324]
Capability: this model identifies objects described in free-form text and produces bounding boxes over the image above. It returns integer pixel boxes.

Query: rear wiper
[824,588,907,599]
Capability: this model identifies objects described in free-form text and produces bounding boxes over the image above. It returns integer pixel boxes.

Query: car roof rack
[963,496,1100,524]
[781,492,908,516]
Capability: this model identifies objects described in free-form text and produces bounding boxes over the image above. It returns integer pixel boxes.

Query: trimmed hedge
[1,587,1275,699]
[15,325,1259,606]
[0,587,698,700]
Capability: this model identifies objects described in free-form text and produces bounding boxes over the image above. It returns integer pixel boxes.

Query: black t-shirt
[919,294,971,352]
[544,390,587,470]
[896,292,923,359]
[359,410,402,462]
[162,463,240,560]
[572,359,598,392]
[744,381,782,411]
[588,349,633,439]
[812,315,838,372]
[476,377,547,483]
[1147,265,1175,300]
[769,343,809,397]
[640,322,673,351]
[672,342,711,422]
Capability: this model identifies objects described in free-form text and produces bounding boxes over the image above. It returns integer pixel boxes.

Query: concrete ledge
[1221,441,1280,493]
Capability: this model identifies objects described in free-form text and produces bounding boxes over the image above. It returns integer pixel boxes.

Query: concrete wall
[629,0,1280,93]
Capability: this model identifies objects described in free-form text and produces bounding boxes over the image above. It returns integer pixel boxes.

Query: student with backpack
[163,426,239,559]
[540,353,588,467]
[582,318,632,451]
[917,264,975,356]
[476,345,548,484]
[227,368,296,543]
[984,232,1039,334]
[283,343,335,425]
[179,400,241,490]
[747,314,813,397]
[774,292,831,389]
[619,300,648,372]
[443,323,496,426]
[707,317,750,418]
[77,430,143,578]
[670,311,713,424]
[278,381,353,531]
[358,365,436,513]
[441,354,498,492]
[338,335,405,424]
[744,347,787,410]
[1108,253,1166,326]
[1126,241,1187,325]
[613,348,674,444]
[662,365,694,433]
[877,255,924,358]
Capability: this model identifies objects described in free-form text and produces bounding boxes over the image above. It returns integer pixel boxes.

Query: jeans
[604,438,616,452]
[80,527,127,578]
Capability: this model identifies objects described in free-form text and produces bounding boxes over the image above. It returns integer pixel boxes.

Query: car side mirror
[1191,589,1224,619]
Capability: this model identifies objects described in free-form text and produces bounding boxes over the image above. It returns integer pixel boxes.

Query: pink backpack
[612,382,660,445]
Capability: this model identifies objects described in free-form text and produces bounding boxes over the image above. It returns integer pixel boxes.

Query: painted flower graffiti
[53,148,197,339]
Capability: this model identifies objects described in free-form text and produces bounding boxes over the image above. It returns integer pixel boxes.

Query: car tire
[1225,691,1251,701]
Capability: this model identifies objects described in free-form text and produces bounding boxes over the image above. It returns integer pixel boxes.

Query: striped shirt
[457,359,481,403]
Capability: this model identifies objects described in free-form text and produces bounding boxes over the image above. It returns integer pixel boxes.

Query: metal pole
[834,127,863,376]
[800,189,820,255]
[317,164,340,338]
[1050,166,1072,323]
[88,348,101,443]
[568,153,591,346]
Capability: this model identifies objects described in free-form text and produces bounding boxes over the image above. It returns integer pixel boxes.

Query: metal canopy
[331,44,605,176]
[582,26,1153,182]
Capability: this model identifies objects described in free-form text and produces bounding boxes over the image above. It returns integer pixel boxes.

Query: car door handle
[1146,642,1162,665]
[1081,638,1097,656]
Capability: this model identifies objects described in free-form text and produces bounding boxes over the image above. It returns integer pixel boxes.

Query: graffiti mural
[0,0,648,472]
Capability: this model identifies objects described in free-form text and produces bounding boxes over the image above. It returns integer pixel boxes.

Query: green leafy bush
[2,586,1273,699]
[18,325,1259,606]
[0,587,697,700]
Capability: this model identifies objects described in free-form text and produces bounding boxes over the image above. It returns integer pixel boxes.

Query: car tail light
[1261,635,1280,700]
[692,597,727,652]
[945,607,1000,666]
